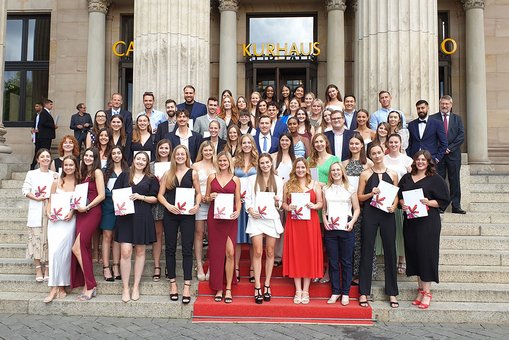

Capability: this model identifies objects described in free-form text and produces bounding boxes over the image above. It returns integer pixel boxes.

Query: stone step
[440,236,509,250]
[0,179,25,189]
[470,175,509,184]
[0,244,26,258]
[0,291,193,318]
[11,172,29,181]
[1,198,28,209]
[0,218,27,229]
[481,224,509,237]
[440,213,491,223]
[469,202,509,213]
[439,250,509,266]
[0,230,28,243]
[470,192,509,203]
[371,301,509,323]
[0,208,30,218]
[375,265,509,284]
[470,183,509,193]
[0,188,24,198]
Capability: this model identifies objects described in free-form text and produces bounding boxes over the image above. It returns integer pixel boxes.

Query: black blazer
[407,117,448,162]
[429,112,464,162]
[324,129,354,161]
[345,111,358,130]
[33,108,56,140]
[176,101,207,120]
[106,108,133,136]
[166,129,203,163]
[153,120,176,145]
[204,137,226,154]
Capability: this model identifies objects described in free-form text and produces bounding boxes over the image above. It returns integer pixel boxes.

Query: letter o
[441,38,457,55]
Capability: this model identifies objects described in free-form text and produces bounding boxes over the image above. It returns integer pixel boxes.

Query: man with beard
[407,100,448,164]
[177,85,207,120]
[136,92,167,134]
[154,99,177,145]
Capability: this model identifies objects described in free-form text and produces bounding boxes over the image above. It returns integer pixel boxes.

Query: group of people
[25,84,464,310]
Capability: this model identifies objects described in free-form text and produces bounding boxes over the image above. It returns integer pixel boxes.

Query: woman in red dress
[282,158,323,304]
[205,151,241,303]
[71,147,105,300]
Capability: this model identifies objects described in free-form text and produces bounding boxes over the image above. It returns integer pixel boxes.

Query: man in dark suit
[324,110,354,161]
[254,115,279,154]
[407,100,448,164]
[430,95,466,214]
[176,85,207,121]
[154,99,177,145]
[343,95,358,130]
[31,100,56,169]
[105,93,133,135]
[165,109,203,162]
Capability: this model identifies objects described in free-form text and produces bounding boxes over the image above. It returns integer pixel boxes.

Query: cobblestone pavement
[0,314,508,339]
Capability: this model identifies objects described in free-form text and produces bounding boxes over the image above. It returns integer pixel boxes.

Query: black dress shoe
[439,209,444,214]
[452,208,466,214]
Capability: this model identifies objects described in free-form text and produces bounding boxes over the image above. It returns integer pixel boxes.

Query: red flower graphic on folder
[115,202,127,216]
[291,207,304,219]
[70,197,81,209]
[49,207,63,222]
[407,204,420,219]
[330,216,341,228]
[34,186,47,198]
[177,202,187,212]
[370,194,386,209]
[258,206,267,218]
[214,207,226,219]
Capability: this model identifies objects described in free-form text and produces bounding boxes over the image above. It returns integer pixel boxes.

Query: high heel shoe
[112,263,121,280]
[412,289,424,306]
[131,288,140,301]
[152,267,161,282]
[78,288,96,301]
[301,291,310,304]
[44,289,57,303]
[418,292,432,309]
[121,289,130,303]
[254,287,263,304]
[169,279,179,301]
[341,295,350,306]
[263,285,271,302]
[293,290,302,304]
[182,283,192,304]
[327,294,340,304]
[224,289,233,304]
[35,265,44,283]
[43,265,49,282]
[235,268,240,282]
[249,269,255,283]
[103,266,114,282]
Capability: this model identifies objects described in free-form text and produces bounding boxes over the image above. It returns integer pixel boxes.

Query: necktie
[443,114,448,137]
[263,136,268,153]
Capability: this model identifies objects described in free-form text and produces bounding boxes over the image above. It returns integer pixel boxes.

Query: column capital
[350,0,358,12]
[218,0,239,12]
[326,0,346,12]
[88,0,110,14]
[462,0,485,11]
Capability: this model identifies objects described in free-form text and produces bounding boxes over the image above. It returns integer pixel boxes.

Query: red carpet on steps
[192,247,374,325]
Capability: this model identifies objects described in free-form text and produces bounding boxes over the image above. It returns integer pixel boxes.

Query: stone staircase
[0,168,508,323]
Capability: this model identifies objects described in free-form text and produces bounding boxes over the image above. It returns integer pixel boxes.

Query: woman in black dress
[158,145,201,304]
[357,143,399,308]
[398,150,450,309]
[114,151,159,302]
[130,114,155,164]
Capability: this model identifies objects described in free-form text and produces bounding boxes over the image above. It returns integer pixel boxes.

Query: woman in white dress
[44,155,79,303]
[191,141,216,280]
[324,84,345,112]
[22,148,56,283]
[245,153,284,304]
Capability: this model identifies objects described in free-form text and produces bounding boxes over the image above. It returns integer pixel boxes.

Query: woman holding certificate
[357,143,399,308]
[205,151,241,303]
[44,155,79,303]
[245,154,284,304]
[282,158,323,304]
[322,162,360,305]
[114,151,159,302]
[100,146,128,281]
[398,150,450,309]
[22,148,56,283]
[71,147,105,301]
[158,145,201,304]
[233,134,258,283]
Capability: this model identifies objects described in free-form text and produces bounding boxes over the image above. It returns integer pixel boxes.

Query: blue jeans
[324,230,355,295]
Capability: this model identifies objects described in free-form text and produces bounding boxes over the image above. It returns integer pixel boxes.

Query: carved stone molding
[326,0,347,11]
[350,0,358,12]
[219,0,239,12]
[88,0,110,14]
[462,0,485,11]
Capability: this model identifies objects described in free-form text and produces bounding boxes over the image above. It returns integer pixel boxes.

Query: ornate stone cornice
[219,0,239,12]
[326,0,347,12]
[462,0,485,11]
[88,0,110,14]
[350,0,358,12]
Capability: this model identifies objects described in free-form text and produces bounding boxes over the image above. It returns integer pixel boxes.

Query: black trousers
[163,213,195,281]
[359,205,398,296]
[31,138,52,170]
[437,156,461,209]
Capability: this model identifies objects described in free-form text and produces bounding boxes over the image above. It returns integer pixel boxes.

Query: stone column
[352,0,359,100]
[463,0,490,164]
[0,0,12,154]
[356,0,438,119]
[86,0,109,115]
[326,0,346,95]
[133,0,210,112]
[219,0,238,99]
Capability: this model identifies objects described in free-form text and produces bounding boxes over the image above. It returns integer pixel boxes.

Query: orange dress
[283,188,324,278]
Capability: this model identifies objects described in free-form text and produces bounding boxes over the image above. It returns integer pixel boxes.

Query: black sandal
[249,269,255,283]
[169,279,179,301]
[152,267,161,282]
[390,297,399,309]
[235,268,240,282]
[182,283,191,304]
[224,289,233,304]
[112,263,121,280]
[254,287,263,304]
[214,291,223,302]
[359,296,369,308]
[263,285,271,302]
[103,266,114,282]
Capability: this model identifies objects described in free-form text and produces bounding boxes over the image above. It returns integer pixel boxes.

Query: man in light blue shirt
[136,91,167,134]
[369,90,406,129]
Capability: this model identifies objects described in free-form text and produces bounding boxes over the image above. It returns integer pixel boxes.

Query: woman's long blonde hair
[308,133,332,168]
[324,161,350,190]
[284,157,312,200]
[254,153,277,193]
[234,134,258,170]
[164,145,191,190]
